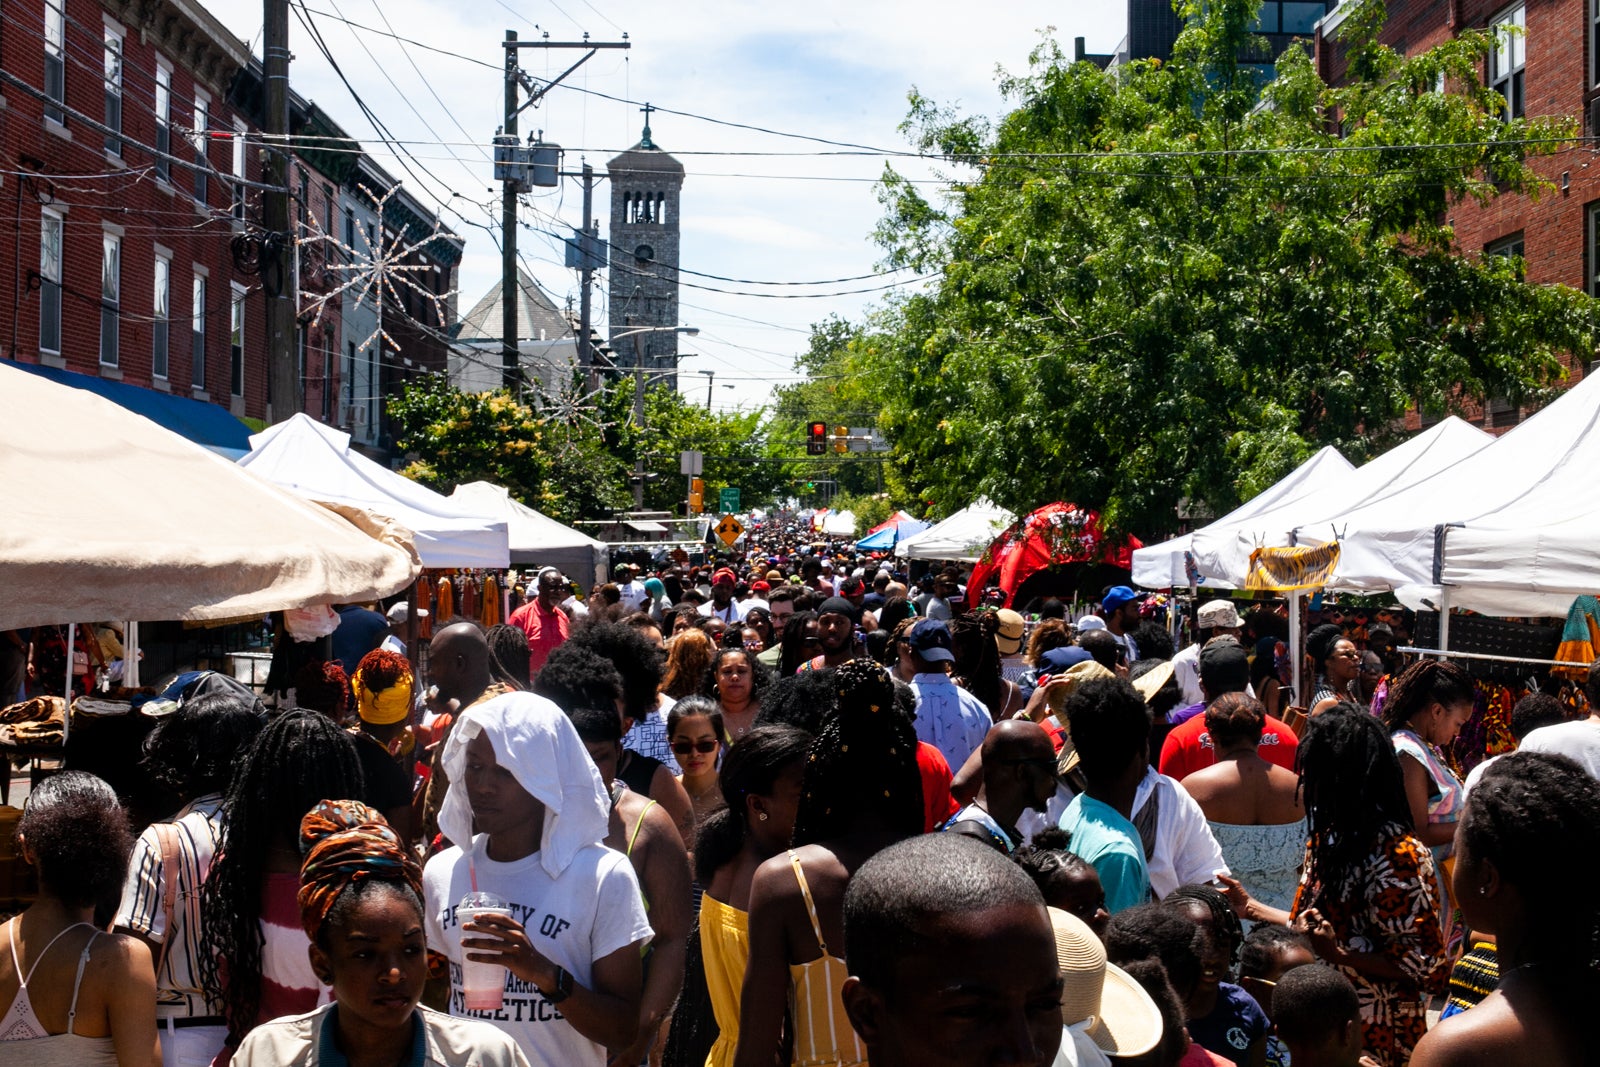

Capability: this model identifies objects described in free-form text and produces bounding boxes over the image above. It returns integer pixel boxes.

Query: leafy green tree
[853,0,1600,535]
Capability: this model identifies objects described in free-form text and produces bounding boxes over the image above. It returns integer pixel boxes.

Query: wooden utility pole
[263,0,299,420]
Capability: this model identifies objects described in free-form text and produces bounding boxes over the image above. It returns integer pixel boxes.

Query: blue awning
[5,361,252,457]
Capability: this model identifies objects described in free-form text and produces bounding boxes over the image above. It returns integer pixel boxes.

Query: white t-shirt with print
[423,836,652,1067]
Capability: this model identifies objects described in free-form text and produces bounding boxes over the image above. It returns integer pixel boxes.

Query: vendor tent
[820,510,857,537]
[895,499,1017,562]
[1130,446,1353,589]
[968,503,1142,608]
[1189,416,1492,594]
[0,361,419,631]
[1312,379,1600,617]
[856,517,931,552]
[449,482,606,587]
[239,414,510,569]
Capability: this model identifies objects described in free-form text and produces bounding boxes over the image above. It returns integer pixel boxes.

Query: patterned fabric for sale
[1292,823,1446,1067]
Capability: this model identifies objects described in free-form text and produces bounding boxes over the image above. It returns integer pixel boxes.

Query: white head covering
[438,692,610,879]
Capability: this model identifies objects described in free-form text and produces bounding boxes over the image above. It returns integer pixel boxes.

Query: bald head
[982,719,1053,764]
[430,622,491,702]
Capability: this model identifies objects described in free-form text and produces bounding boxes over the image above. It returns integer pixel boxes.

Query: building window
[1487,231,1526,263]
[154,64,172,183]
[43,0,64,125]
[231,120,247,219]
[230,286,246,397]
[153,253,170,378]
[1594,0,1600,87]
[192,274,207,389]
[345,341,356,412]
[344,206,355,251]
[39,211,62,354]
[192,95,209,203]
[322,340,333,420]
[103,27,123,156]
[1491,5,1525,119]
[323,184,334,240]
[100,233,121,366]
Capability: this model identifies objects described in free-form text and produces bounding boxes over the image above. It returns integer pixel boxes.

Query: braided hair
[693,724,812,884]
[1297,703,1412,894]
[199,710,365,1048]
[484,622,532,690]
[1165,884,1245,971]
[950,611,1005,717]
[791,659,924,847]
[1463,751,1600,972]
[1378,659,1473,734]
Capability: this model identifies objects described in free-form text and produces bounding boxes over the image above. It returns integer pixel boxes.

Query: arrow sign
[715,513,745,547]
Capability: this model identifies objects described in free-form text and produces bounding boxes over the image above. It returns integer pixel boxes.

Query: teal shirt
[1059,794,1151,914]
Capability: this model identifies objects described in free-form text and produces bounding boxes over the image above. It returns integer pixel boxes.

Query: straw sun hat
[1048,907,1163,1057]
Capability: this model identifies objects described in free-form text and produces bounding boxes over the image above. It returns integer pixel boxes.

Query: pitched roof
[607,139,685,178]
[454,269,573,343]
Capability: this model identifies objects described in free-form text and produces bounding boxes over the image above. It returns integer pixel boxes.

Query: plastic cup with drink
[459,890,513,1011]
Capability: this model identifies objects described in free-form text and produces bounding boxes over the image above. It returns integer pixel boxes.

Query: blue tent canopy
[6,360,252,457]
[855,518,930,552]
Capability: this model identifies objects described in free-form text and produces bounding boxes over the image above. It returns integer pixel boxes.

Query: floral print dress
[1293,822,1448,1067]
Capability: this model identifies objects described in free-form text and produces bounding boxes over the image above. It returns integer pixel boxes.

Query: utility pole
[698,368,715,410]
[500,30,518,390]
[263,0,298,421]
[577,162,596,391]
[498,34,628,392]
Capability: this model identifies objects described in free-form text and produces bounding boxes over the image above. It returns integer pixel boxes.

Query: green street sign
[719,487,741,513]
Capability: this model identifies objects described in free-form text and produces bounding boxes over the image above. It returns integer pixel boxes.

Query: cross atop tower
[639,102,656,149]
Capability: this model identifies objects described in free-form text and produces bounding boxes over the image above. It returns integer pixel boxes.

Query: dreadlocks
[1378,659,1473,734]
[791,658,923,847]
[484,622,532,691]
[199,710,365,1048]
[1297,702,1412,892]
[950,611,1005,718]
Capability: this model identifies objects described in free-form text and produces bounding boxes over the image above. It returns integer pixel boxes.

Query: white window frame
[103,19,125,157]
[192,91,211,204]
[152,248,172,379]
[100,229,122,367]
[191,269,208,390]
[39,209,63,354]
[43,0,65,125]
[1490,4,1526,120]
[154,60,173,183]
[230,283,246,397]
[231,118,247,220]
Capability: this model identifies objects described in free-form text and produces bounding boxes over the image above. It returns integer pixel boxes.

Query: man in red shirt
[508,568,571,679]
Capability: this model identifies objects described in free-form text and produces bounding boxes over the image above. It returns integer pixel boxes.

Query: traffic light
[806,421,827,455]
[833,425,849,453]
[689,477,704,513]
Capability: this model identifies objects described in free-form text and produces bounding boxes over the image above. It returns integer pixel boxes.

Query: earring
[759,812,768,821]
[1479,885,1489,896]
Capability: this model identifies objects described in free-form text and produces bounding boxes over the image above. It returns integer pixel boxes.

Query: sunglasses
[672,739,720,755]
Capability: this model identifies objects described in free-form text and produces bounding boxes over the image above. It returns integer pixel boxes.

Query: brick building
[0,0,270,426]
[1316,0,1598,428]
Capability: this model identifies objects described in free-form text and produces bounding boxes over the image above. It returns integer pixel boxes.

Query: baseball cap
[1199,636,1251,693]
[1198,599,1241,630]
[1076,615,1107,633]
[995,609,1026,656]
[750,580,771,594]
[385,602,428,624]
[711,568,738,586]
[1102,586,1143,612]
[907,619,955,663]
[1038,646,1094,674]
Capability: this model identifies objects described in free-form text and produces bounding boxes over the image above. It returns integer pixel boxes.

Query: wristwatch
[545,966,574,1004]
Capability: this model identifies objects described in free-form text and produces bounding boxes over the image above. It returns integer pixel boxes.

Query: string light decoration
[297,181,461,366]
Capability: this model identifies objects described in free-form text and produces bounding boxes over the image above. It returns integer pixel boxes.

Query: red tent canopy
[967,503,1141,608]
[864,510,918,536]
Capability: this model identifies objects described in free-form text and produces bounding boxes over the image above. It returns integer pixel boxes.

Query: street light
[613,323,699,508]
[696,368,736,411]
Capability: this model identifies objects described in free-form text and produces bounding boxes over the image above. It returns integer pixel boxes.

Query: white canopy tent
[1131,446,1355,590]
[449,482,607,588]
[1315,377,1600,617]
[895,498,1017,562]
[820,510,857,537]
[0,361,420,632]
[1189,416,1493,594]
[239,414,510,570]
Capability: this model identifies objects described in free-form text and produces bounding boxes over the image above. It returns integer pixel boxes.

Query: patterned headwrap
[352,648,414,726]
[297,798,422,943]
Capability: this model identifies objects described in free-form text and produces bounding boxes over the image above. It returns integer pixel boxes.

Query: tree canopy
[837,0,1600,535]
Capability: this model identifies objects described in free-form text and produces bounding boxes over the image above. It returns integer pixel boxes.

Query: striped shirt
[113,794,226,1019]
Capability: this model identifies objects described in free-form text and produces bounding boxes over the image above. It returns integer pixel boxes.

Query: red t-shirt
[507,600,569,677]
[916,741,960,833]
[1158,712,1299,781]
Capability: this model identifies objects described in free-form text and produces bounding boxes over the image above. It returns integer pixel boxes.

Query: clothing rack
[1397,646,1574,669]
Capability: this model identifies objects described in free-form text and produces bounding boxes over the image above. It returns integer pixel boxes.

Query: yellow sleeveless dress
[700,893,750,1067]
[786,850,867,1067]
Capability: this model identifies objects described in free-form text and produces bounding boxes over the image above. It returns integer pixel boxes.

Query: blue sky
[202,1,1129,413]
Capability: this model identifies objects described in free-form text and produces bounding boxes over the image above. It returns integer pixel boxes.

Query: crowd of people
[3,520,1599,1067]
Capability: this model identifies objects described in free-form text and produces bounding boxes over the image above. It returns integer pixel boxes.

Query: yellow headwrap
[352,649,415,726]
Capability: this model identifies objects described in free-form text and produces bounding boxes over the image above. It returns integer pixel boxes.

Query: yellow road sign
[715,514,744,547]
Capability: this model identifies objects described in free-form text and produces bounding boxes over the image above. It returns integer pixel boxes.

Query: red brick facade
[1318,0,1599,430]
[0,0,275,418]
